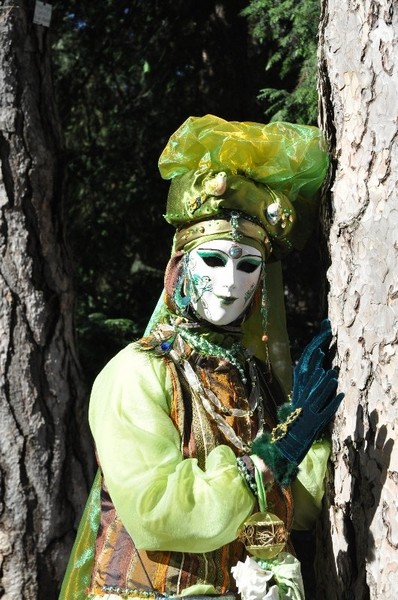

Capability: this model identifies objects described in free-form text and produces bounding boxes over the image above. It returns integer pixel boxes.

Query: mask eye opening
[197,250,227,268]
[237,259,262,273]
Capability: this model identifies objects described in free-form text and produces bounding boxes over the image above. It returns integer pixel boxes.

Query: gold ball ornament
[238,512,288,560]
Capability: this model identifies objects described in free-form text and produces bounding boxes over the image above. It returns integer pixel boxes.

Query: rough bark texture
[0,2,93,598]
[318,0,398,598]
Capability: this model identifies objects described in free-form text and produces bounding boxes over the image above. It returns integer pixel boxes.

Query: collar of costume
[138,317,249,381]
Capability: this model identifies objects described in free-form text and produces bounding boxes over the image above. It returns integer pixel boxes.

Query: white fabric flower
[232,553,305,600]
[231,556,279,600]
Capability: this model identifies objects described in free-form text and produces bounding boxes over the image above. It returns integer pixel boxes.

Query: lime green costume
[60,116,330,600]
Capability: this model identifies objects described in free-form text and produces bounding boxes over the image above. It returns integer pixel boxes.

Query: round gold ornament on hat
[238,511,289,560]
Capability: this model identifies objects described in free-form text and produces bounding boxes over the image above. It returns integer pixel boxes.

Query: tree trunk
[317,0,398,598]
[0,2,93,597]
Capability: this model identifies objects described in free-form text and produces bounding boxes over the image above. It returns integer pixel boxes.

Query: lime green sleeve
[88,344,255,553]
[291,438,332,530]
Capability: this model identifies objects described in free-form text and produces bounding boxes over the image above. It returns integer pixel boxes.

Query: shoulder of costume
[92,340,170,388]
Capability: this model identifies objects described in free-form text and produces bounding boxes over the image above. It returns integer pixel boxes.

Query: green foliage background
[242,0,320,123]
[52,0,323,384]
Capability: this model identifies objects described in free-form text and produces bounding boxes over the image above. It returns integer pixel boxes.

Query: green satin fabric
[241,261,292,396]
[59,470,101,599]
[291,438,332,530]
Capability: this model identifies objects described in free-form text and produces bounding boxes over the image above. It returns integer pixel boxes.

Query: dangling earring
[260,265,271,374]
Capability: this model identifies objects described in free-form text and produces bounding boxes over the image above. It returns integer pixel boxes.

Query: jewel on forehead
[228,244,243,258]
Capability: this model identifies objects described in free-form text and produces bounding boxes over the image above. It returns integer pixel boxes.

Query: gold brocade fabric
[179,353,255,463]
[182,352,294,532]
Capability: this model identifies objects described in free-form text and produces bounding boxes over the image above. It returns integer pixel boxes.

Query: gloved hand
[252,319,344,486]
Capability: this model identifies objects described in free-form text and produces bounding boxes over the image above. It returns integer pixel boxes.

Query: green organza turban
[158,114,329,260]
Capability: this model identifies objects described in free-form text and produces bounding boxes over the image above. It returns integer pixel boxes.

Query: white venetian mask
[186,239,263,326]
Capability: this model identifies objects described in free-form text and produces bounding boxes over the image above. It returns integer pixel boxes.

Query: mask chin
[189,290,260,327]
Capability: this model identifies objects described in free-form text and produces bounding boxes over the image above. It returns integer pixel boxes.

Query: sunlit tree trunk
[317,0,398,598]
[0,2,93,597]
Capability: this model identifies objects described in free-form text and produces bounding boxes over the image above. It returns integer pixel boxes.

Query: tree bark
[318,0,398,598]
[0,2,93,597]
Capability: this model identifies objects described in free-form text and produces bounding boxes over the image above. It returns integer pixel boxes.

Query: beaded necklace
[176,323,247,383]
[179,357,252,452]
[178,354,266,453]
[145,318,264,452]
[140,318,266,452]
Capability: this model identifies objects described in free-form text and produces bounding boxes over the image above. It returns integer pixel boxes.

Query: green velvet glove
[252,320,344,486]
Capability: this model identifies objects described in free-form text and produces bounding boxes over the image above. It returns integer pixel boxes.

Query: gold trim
[271,407,303,442]
[238,511,289,560]
[174,217,272,255]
